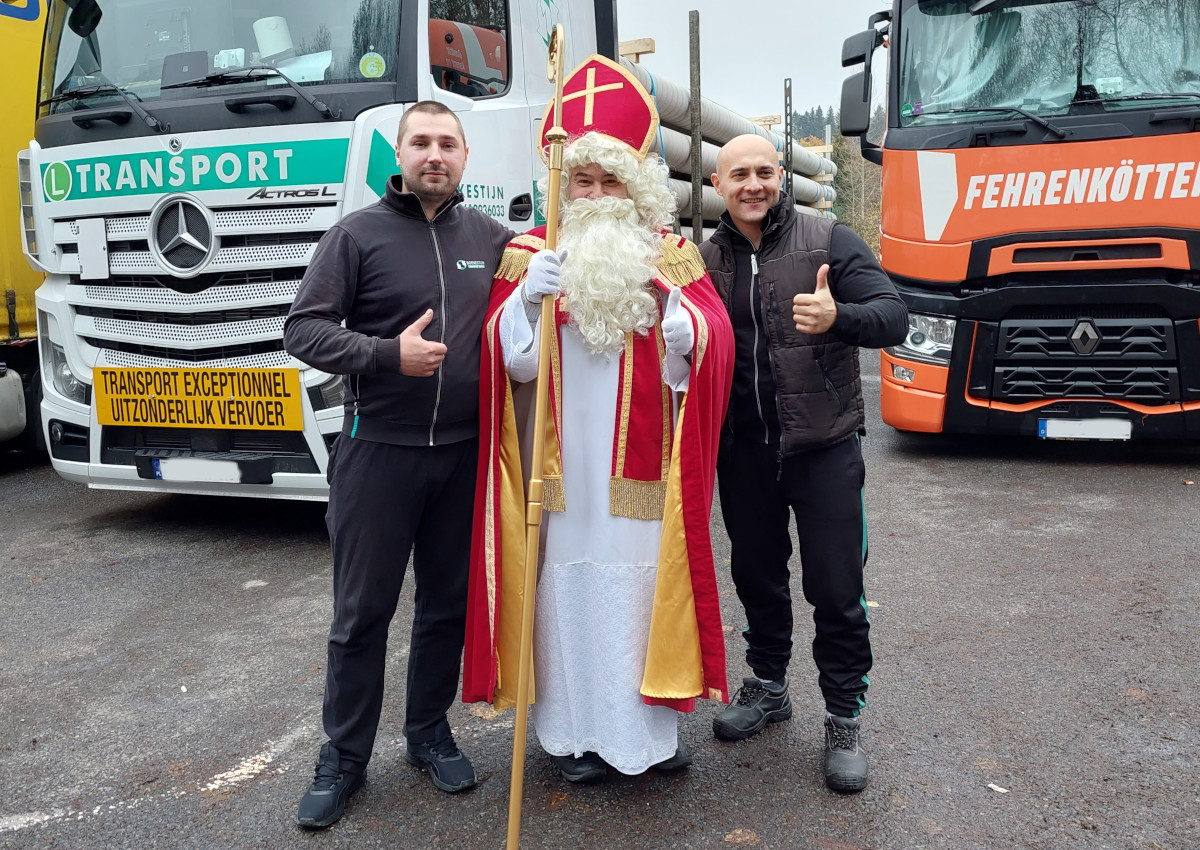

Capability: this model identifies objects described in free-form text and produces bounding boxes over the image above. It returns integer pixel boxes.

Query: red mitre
[538,54,660,162]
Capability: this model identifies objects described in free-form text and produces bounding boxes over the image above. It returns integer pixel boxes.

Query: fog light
[50,421,64,443]
[892,364,916,382]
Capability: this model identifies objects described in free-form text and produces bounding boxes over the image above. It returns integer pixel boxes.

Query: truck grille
[998,317,1171,360]
[994,365,1177,401]
[56,203,338,369]
[992,307,1178,403]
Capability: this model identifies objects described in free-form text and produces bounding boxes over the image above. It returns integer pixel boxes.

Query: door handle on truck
[224,94,297,113]
[72,109,132,128]
[509,194,532,221]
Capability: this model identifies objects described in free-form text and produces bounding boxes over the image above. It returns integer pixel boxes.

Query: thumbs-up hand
[661,286,694,356]
[399,309,448,377]
[792,263,837,335]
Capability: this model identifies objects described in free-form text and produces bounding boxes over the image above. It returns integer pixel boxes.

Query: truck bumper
[887,280,1200,439]
[42,389,341,499]
[37,272,343,500]
[882,329,1200,440]
[42,387,341,499]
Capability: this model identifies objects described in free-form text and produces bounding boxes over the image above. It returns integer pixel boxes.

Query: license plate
[152,457,241,483]
[1038,418,1132,440]
[94,367,303,431]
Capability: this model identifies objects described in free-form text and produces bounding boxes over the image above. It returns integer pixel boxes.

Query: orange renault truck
[841,0,1200,440]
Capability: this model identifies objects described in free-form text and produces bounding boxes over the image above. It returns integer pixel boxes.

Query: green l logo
[44,162,72,202]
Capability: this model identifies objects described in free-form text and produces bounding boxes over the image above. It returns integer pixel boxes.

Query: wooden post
[784,78,793,201]
[618,37,656,63]
[689,11,703,244]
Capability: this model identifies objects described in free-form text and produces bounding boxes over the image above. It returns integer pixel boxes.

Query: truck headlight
[887,313,956,364]
[48,342,88,404]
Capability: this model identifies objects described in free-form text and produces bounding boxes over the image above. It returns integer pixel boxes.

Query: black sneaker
[713,677,792,741]
[406,737,477,793]
[296,742,364,829]
[650,740,693,774]
[823,714,868,793]
[551,751,607,784]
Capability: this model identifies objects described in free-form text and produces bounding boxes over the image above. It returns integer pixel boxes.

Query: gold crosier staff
[505,23,567,850]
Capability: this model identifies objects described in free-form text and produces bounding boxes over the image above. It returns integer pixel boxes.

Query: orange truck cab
[841,0,1200,440]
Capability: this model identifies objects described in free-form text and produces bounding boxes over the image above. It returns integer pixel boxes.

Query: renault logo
[148,195,216,277]
[1069,319,1101,355]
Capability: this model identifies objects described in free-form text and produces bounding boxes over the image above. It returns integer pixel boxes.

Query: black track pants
[322,436,478,771]
[717,436,872,717]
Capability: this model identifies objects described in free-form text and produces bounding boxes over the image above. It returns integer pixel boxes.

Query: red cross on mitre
[539,54,659,162]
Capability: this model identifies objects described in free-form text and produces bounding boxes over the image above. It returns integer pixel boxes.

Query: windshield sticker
[360,52,386,79]
[43,162,72,203]
[40,139,349,202]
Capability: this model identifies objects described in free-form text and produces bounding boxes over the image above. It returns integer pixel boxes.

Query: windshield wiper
[43,83,169,133]
[1071,92,1200,106]
[162,66,341,119]
[918,105,1066,138]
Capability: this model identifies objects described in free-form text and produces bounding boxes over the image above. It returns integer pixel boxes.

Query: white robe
[499,292,688,774]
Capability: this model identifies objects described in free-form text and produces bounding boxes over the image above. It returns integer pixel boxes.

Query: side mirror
[66,0,103,37]
[841,30,877,68]
[840,72,872,136]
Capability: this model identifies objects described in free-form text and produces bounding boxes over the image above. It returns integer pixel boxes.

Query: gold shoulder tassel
[658,235,708,287]
[495,234,547,281]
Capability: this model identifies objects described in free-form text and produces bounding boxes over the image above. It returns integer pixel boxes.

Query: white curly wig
[537,132,678,230]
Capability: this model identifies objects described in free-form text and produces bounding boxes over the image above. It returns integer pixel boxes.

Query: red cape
[463,227,734,711]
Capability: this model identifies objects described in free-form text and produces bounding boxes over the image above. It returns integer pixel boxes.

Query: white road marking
[202,727,309,791]
[0,811,65,831]
[0,724,313,833]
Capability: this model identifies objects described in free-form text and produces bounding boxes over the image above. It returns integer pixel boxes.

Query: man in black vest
[699,134,907,793]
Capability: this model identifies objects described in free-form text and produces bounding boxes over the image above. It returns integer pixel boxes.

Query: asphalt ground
[2,352,1199,850]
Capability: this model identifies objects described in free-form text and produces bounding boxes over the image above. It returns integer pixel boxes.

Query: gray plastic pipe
[652,125,835,206]
[668,179,836,223]
[621,57,838,179]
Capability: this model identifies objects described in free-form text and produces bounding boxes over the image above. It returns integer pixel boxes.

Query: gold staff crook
[505,22,567,850]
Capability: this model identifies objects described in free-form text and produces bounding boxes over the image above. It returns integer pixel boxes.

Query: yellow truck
[1,0,46,448]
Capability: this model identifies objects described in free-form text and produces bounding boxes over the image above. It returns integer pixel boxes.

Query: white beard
[558,197,661,357]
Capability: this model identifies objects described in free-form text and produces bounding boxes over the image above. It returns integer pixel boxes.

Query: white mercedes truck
[23,0,831,499]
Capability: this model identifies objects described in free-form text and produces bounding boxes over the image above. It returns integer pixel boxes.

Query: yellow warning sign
[94,367,304,431]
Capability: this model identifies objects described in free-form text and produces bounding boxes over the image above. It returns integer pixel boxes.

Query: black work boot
[551,751,607,784]
[713,677,792,741]
[296,742,364,829]
[823,713,868,792]
[406,737,478,792]
[650,740,693,774]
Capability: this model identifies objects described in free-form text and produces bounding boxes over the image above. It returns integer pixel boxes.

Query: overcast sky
[613,0,891,125]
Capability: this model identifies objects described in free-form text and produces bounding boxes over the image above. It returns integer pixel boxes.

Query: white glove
[523,248,566,303]
[661,287,694,356]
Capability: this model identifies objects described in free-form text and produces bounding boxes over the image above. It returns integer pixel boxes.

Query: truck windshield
[897,0,1200,126]
[41,0,400,114]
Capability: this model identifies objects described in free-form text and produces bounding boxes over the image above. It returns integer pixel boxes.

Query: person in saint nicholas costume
[462,55,735,782]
